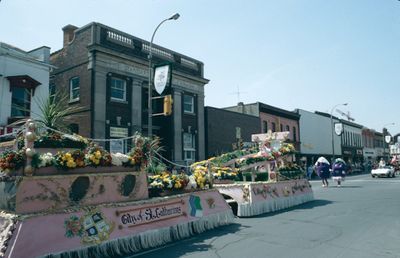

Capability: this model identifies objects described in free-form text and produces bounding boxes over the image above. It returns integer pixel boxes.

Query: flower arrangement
[85,145,112,167]
[211,166,239,180]
[148,172,189,190]
[0,150,25,173]
[279,143,296,155]
[278,163,304,180]
[191,165,211,189]
[55,150,85,169]
[31,152,54,169]
[110,152,130,166]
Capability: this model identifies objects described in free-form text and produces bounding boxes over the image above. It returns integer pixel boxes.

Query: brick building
[224,102,301,151]
[50,23,209,163]
[205,106,261,158]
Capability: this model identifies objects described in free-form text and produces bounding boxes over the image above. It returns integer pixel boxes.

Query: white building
[295,109,342,166]
[0,42,52,135]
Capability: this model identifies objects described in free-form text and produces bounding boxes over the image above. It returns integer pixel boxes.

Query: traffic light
[163,95,173,116]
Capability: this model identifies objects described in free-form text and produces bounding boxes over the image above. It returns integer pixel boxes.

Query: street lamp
[330,103,348,161]
[148,13,180,137]
[383,122,395,162]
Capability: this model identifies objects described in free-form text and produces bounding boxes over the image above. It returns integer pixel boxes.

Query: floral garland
[148,172,189,190]
[211,166,239,180]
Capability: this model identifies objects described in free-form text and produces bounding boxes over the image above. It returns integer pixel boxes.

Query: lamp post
[148,13,180,137]
[383,122,395,162]
[330,103,348,162]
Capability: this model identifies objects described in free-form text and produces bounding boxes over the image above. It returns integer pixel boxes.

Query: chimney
[62,24,78,47]
[238,102,244,113]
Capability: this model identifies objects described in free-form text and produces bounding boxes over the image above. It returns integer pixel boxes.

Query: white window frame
[183,133,196,161]
[69,77,80,102]
[110,77,127,102]
[183,95,194,114]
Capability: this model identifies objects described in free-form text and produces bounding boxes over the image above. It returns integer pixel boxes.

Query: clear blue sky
[1,0,399,134]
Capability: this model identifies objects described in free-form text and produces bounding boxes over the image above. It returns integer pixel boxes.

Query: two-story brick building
[224,102,301,151]
[50,23,209,163]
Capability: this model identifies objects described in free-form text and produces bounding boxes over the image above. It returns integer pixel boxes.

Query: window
[280,124,283,132]
[69,77,80,102]
[263,121,268,133]
[110,77,126,101]
[183,133,196,161]
[293,126,297,141]
[11,87,31,117]
[286,125,290,132]
[183,95,194,114]
[271,122,276,132]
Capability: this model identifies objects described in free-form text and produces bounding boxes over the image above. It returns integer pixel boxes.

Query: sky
[1,0,399,134]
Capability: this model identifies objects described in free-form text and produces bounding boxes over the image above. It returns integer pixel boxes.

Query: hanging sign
[154,65,170,95]
[334,123,343,136]
[385,135,391,143]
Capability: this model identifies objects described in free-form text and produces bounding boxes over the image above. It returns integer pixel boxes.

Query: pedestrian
[332,158,346,187]
[307,165,314,180]
[315,157,330,187]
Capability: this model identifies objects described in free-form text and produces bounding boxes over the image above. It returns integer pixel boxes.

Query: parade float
[191,131,314,217]
[0,121,234,258]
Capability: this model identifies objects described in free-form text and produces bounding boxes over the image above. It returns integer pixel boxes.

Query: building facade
[205,106,260,158]
[0,42,51,135]
[296,109,342,166]
[362,128,377,161]
[224,102,300,151]
[340,120,363,165]
[50,23,209,163]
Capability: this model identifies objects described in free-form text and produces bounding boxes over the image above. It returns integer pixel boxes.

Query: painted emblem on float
[189,195,203,217]
[64,209,115,245]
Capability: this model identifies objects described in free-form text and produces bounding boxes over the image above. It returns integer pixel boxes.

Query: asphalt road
[130,174,400,258]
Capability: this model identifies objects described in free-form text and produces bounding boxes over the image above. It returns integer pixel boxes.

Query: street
[130,174,400,258]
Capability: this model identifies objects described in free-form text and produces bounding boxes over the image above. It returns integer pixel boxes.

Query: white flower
[111,153,129,166]
[185,175,197,189]
[39,152,54,167]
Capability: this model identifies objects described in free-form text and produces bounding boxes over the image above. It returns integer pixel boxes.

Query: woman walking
[315,157,330,187]
[332,158,346,187]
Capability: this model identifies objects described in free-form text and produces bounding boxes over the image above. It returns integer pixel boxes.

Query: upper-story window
[271,122,276,132]
[263,121,268,133]
[293,126,297,141]
[11,88,31,117]
[110,77,126,102]
[69,77,80,102]
[286,125,290,132]
[183,95,194,114]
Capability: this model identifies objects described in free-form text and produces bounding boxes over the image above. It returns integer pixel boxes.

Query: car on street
[371,166,395,178]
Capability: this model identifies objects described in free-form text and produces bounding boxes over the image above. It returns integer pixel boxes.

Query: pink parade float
[0,121,234,258]
[191,131,314,217]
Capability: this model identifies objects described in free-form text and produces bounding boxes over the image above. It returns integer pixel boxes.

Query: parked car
[371,166,395,178]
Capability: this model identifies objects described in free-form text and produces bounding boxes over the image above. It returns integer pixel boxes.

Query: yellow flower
[95,151,101,159]
[66,159,76,168]
[174,182,181,189]
[65,153,72,159]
